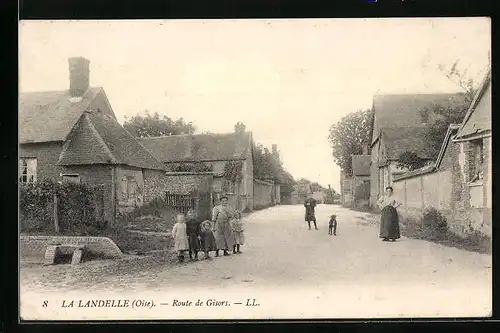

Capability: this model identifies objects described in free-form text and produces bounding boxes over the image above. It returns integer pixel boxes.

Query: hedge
[20,180,106,234]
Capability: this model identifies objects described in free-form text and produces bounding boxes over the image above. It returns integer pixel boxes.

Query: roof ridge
[374,92,464,98]
[121,123,167,170]
[140,131,249,140]
[19,86,102,95]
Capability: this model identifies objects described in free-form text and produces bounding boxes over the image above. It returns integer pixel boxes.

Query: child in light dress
[230,210,245,254]
[199,220,217,260]
[172,213,189,263]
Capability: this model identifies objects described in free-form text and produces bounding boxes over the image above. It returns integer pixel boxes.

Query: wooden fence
[165,191,212,221]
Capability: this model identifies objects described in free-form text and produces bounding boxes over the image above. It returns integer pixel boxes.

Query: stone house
[139,130,254,211]
[392,69,491,238]
[369,93,466,209]
[19,57,167,224]
[351,153,371,208]
[340,169,353,207]
[451,68,491,236]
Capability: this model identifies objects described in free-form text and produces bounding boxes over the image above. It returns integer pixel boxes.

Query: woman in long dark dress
[377,186,402,242]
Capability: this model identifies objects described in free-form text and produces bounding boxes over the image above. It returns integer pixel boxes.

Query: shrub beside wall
[20,180,106,234]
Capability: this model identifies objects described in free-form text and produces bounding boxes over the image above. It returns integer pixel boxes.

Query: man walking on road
[304,194,318,230]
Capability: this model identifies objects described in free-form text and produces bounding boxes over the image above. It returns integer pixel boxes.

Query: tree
[234,121,246,133]
[123,110,196,138]
[438,60,476,103]
[421,103,470,158]
[252,143,275,180]
[173,162,212,172]
[413,61,479,160]
[328,109,374,176]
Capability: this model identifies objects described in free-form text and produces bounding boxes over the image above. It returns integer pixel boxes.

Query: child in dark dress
[199,220,217,260]
[185,209,201,260]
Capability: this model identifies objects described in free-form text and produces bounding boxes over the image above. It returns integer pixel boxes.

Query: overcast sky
[19,18,490,191]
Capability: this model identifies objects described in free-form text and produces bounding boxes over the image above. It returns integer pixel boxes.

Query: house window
[469,139,484,182]
[19,158,37,183]
[61,174,80,184]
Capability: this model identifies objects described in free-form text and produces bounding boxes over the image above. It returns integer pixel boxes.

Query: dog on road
[328,214,337,236]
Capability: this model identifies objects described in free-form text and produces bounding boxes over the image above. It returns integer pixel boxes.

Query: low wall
[143,171,213,201]
[253,179,274,209]
[393,169,489,237]
[20,235,123,263]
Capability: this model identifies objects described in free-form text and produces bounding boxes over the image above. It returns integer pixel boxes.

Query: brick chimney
[68,57,90,102]
[271,144,280,163]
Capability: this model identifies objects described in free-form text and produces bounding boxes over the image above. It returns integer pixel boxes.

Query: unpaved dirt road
[21,205,492,320]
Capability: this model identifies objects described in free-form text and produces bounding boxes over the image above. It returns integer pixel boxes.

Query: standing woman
[377,186,402,242]
[212,196,235,256]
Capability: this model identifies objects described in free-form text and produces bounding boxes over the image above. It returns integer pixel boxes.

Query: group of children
[171,209,245,263]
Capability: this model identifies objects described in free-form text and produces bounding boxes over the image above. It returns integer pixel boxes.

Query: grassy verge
[401,221,491,255]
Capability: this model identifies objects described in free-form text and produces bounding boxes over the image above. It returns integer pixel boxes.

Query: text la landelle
[61,299,133,308]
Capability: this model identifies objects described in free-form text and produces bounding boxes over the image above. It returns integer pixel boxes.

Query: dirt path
[20,205,492,319]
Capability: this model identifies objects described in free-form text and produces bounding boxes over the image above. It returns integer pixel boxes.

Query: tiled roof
[139,132,252,163]
[371,93,466,145]
[19,87,104,143]
[454,68,491,141]
[58,111,166,171]
[351,155,370,176]
[381,126,433,160]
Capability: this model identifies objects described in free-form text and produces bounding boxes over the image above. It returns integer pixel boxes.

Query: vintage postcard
[19,18,492,321]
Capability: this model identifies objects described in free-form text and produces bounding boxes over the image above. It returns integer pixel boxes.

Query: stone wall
[143,170,213,201]
[61,164,114,224]
[451,139,491,237]
[393,136,491,238]
[19,142,65,181]
[253,179,273,209]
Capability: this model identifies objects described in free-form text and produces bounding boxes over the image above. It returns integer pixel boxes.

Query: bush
[421,207,448,233]
[20,180,105,234]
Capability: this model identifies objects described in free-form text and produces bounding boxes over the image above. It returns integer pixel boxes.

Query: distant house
[340,169,353,207]
[369,93,466,208]
[139,130,254,211]
[19,57,166,224]
[351,153,371,208]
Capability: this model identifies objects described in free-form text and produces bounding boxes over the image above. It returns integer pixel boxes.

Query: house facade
[19,57,167,224]
[140,131,254,211]
[351,154,371,208]
[369,93,466,209]
[451,69,491,236]
[340,170,353,207]
[391,68,491,238]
